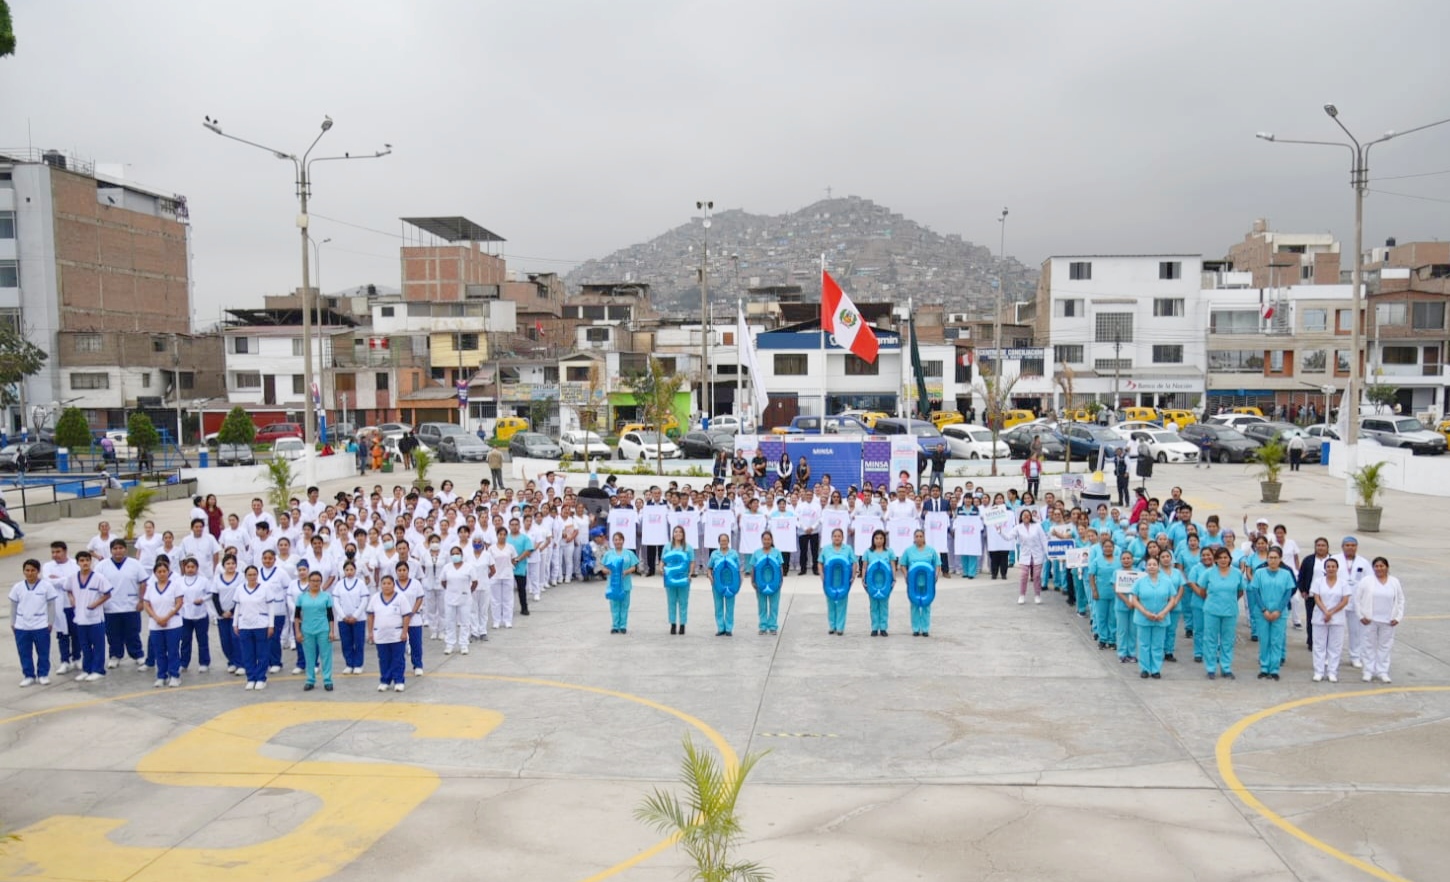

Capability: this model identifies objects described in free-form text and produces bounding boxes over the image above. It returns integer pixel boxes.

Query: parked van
[1119,406,1161,425]
[1160,409,1198,430]
[872,418,948,456]
[1000,409,1036,430]
[789,415,872,435]
[929,410,964,429]
[1232,406,1265,417]
[493,416,530,442]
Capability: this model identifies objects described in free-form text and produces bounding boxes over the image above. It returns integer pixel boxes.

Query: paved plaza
[0,462,1446,881]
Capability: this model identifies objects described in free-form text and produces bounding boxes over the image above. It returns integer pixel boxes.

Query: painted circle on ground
[1216,685,1450,882]
[0,674,737,882]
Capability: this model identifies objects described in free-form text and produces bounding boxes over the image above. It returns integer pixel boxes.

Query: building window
[607,305,631,320]
[140,372,151,388]
[74,333,103,353]
[844,355,879,376]
[1382,346,1417,365]
[376,372,390,391]
[150,337,166,353]
[1094,313,1133,344]
[581,305,606,320]
[584,327,610,342]
[654,358,675,374]
[1375,303,1408,326]
[430,366,446,381]
[1053,344,1084,364]
[1302,308,1328,332]
[1158,261,1182,280]
[1068,261,1092,281]
[1412,301,1445,331]
[233,372,261,390]
[1301,349,1327,372]
[1020,357,1044,377]
[292,374,305,395]
[1301,265,1315,281]
[291,337,304,357]
[1055,299,1083,318]
[380,306,395,318]
[1094,358,1131,372]
[0,260,17,288]
[921,360,942,377]
[774,354,808,375]
[1207,350,1262,373]
[69,372,109,390]
[0,211,14,239]
[566,365,592,382]
[1268,351,1289,373]
[231,337,252,354]
[543,366,560,383]
[1334,351,1351,375]
[180,372,194,390]
[1335,309,1353,334]
[454,333,479,351]
[1153,298,1184,317]
[1152,345,1183,364]
[1210,310,1259,335]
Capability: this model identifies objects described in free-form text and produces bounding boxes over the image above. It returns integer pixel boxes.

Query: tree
[217,406,258,446]
[974,367,1020,477]
[0,1,15,58]
[634,735,771,882]
[127,411,160,469]
[1364,380,1399,412]
[0,323,45,405]
[625,357,687,475]
[52,407,92,461]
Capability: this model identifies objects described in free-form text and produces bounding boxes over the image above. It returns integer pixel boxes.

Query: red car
[255,422,304,444]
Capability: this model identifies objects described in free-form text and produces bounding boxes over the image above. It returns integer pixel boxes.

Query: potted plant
[411,447,433,489]
[1352,461,1387,532]
[265,455,297,520]
[1251,438,1286,503]
[122,485,156,543]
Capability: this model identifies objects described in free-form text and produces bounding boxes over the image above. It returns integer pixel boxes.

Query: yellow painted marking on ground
[1404,614,1450,621]
[1217,686,1450,882]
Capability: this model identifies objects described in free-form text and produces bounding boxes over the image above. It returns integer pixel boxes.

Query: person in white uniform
[1308,557,1350,682]
[439,545,480,654]
[1330,537,1372,669]
[1355,556,1405,683]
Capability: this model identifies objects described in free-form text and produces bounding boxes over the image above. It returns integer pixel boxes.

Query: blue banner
[784,436,863,490]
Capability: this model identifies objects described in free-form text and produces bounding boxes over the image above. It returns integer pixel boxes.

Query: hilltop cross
[825,186,832,199]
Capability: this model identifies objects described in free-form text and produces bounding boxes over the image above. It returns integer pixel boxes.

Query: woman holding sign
[601,532,640,635]
[748,530,784,635]
[1112,549,1140,664]
[707,532,742,637]
[859,529,895,637]
[662,525,694,635]
[821,528,856,635]
[900,529,940,637]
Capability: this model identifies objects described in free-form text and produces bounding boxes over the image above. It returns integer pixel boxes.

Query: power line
[1367,188,1450,204]
[1373,168,1450,182]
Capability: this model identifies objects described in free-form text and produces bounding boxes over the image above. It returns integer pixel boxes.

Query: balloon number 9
[754,556,782,596]
[864,559,894,600]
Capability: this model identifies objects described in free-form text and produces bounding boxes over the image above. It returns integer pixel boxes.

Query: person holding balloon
[661,525,694,636]
[821,527,856,635]
[601,532,639,635]
[707,532,742,637]
[899,528,940,637]
[859,528,895,637]
[748,530,784,635]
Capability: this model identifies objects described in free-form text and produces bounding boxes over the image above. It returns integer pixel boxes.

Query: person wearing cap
[1248,547,1295,680]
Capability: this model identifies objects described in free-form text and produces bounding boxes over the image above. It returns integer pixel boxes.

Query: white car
[1110,420,1161,439]
[559,430,610,461]
[272,437,308,462]
[1205,414,1268,430]
[99,429,134,459]
[706,415,744,434]
[1305,424,1342,441]
[616,430,681,460]
[941,424,1010,460]
[1128,429,1200,464]
[381,435,430,463]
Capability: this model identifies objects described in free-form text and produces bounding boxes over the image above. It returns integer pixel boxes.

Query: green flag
[910,317,931,420]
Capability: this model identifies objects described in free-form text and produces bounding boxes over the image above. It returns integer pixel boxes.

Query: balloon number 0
[822,556,851,600]
[865,559,894,599]
[906,562,936,607]
[713,557,741,597]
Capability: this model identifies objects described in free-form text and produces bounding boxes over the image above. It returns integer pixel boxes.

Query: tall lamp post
[992,207,1008,410]
[308,235,332,436]
[696,200,713,421]
[1256,105,1450,446]
[203,115,390,447]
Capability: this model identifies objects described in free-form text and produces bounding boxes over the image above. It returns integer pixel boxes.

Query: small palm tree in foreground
[634,735,772,882]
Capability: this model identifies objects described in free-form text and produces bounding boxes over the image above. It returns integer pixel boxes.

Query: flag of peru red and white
[1259,289,1275,320]
[822,270,879,363]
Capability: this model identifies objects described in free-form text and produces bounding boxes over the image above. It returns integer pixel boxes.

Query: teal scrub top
[899,544,937,571]
[1201,566,1247,617]
[1250,566,1296,615]
[821,543,855,566]
[861,547,896,573]
[747,547,783,577]
[1089,553,1119,598]
[1131,573,1175,626]
[601,549,639,593]
[507,533,535,576]
[295,589,333,636]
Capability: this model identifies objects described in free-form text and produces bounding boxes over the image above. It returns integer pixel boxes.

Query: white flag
[738,305,769,420]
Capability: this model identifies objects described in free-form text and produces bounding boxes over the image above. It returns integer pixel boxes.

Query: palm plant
[264,455,296,518]
[1251,438,1286,484]
[634,735,771,882]
[412,447,433,485]
[1352,460,1387,509]
[122,486,156,541]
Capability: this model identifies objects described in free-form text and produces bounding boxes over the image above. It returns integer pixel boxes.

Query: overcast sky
[4,0,1449,327]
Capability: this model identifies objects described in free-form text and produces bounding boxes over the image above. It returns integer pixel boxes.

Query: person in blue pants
[1113,550,1139,664]
[367,575,411,691]
[1249,548,1296,680]
[103,540,148,668]
[859,529,896,637]
[395,561,426,677]
[600,532,638,634]
[333,559,370,672]
[708,533,741,637]
[1155,549,1185,663]
[143,559,185,687]
[10,558,60,685]
[209,555,244,673]
[1200,547,1247,679]
[821,529,855,635]
[748,531,783,635]
[1184,546,1214,663]
[1089,536,1119,649]
[899,530,939,637]
[662,527,694,635]
[232,565,273,689]
[1131,558,1179,678]
[1240,535,1271,641]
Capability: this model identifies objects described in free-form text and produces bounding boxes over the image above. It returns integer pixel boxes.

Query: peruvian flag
[822,270,879,363]
[1259,289,1275,320]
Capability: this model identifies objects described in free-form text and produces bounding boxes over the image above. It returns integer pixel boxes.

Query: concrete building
[1366,241,1450,416]
[1,148,223,432]
[1226,218,1342,288]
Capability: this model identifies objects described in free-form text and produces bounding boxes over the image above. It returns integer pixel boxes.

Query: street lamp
[308,234,332,437]
[203,114,391,447]
[696,200,713,421]
[1255,105,1450,446]
[992,206,1008,374]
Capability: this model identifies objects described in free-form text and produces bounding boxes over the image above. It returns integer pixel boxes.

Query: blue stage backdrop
[783,436,863,490]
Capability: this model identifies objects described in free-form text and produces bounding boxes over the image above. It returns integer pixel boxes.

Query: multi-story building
[1,148,223,432]
[1366,241,1450,416]
[1226,218,1342,288]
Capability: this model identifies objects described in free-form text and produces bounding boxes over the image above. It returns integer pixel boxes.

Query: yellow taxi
[1232,406,1265,417]
[1120,406,1161,425]
[930,410,965,429]
[616,415,681,436]
[493,416,530,441]
[1437,418,1450,446]
[1001,409,1037,429]
[1160,409,1198,430]
[1064,408,1096,423]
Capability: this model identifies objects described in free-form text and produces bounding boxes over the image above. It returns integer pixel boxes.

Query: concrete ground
[0,461,1445,881]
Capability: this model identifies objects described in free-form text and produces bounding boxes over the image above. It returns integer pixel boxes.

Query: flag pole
[820,253,828,418]
[902,297,911,419]
[737,298,745,427]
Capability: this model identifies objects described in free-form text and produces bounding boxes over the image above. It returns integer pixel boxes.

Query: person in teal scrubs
[1249,547,1296,680]
[1184,545,1214,663]
[821,528,855,635]
[1089,537,1119,649]
[600,532,639,634]
[1112,549,1139,664]
[707,532,741,637]
[1201,546,1246,679]
[748,530,784,635]
[899,529,940,637]
[1156,549,1185,663]
[661,525,693,635]
[859,529,895,637]
[1130,557,1178,679]
[293,570,336,691]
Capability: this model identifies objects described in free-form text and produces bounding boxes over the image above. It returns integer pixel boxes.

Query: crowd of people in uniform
[8,462,1410,692]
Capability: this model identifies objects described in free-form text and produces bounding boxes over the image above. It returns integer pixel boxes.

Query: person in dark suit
[1296,537,1331,651]
[921,485,952,577]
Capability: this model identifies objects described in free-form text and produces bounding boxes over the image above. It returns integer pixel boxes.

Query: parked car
[0,441,58,471]
[255,422,303,444]
[507,432,563,460]
[1359,415,1448,455]
[1127,429,1200,464]
[216,442,256,467]
[930,410,964,429]
[380,434,431,463]
[1179,423,1262,464]
[559,430,611,461]
[1159,409,1198,431]
[377,422,413,438]
[679,430,735,459]
[1058,423,1125,460]
[838,409,890,428]
[1109,420,1162,439]
[417,422,469,447]
[1241,422,1322,463]
[996,409,1037,430]
[1305,424,1343,442]
[616,430,681,460]
[271,437,308,462]
[437,433,490,463]
[706,415,744,434]
[330,421,357,442]
[871,418,948,457]
[1205,414,1268,430]
[940,424,1010,460]
[1000,424,1067,460]
[790,414,872,435]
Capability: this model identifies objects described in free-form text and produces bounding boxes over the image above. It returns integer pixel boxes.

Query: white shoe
[291,667,304,675]
[461,646,469,655]
[167,678,179,687]
[443,647,453,655]
[255,681,266,690]
[137,661,148,671]
[378,683,388,692]
[38,676,50,685]
[1380,675,1392,683]
[1034,596,1042,604]
[18,678,33,687]
[57,662,69,674]
[198,666,209,673]
[1352,659,1363,669]
[268,666,281,674]
[233,668,245,676]
[225,665,236,674]
[413,667,423,676]
[394,683,406,692]
[1328,675,1338,683]
[492,622,501,629]
[76,672,90,682]
[107,659,118,669]
[1312,673,1323,682]
[154,679,165,688]
[505,623,513,629]
[245,681,256,690]
[1363,673,1373,682]
[86,672,102,681]
[1018,597,1025,605]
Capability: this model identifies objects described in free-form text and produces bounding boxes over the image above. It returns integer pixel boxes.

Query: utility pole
[697,200,713,422]
[993,208,1008,377]
[1113,333,1122,417]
